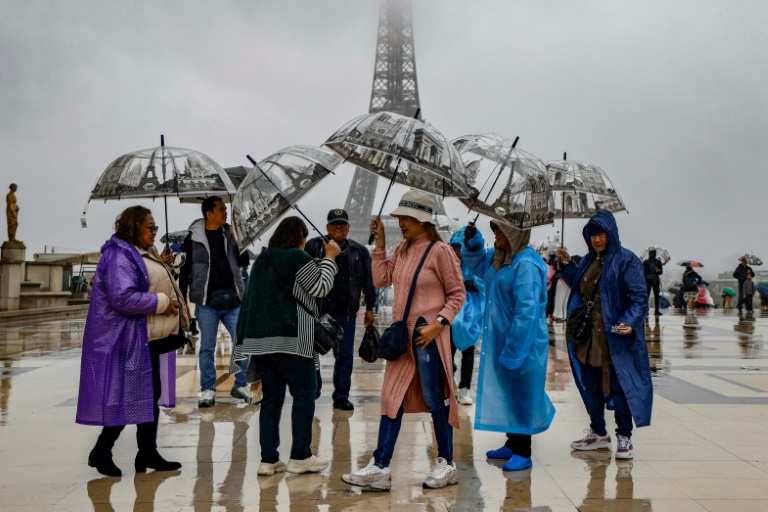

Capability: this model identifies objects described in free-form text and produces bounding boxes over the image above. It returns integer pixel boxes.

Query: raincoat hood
[582,210,621,255]
[449,227,466,247]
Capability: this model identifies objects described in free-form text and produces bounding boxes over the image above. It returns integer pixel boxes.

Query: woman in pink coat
[341,190,465,491]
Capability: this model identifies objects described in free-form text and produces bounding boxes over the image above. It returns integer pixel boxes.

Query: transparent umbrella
[82,135,236,242]
[231,145,342,252]
[739,253,763,266]
[545,154,626,245]
[641,247,671,265]
[452,133,554,229]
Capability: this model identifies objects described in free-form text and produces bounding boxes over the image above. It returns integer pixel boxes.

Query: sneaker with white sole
[423,457,458,489]
[198,389,216,408]
[251,381,263,405]
[257,460,287,476]
[615,435,633,459]
[570,428,612,451]
[341,459,392,491]
[285,455,329,474]
[230,386,252,404]
[456,388,474,405]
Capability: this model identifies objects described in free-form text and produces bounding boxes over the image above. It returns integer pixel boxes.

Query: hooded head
[491,221,531,270]
[581,210,621,256]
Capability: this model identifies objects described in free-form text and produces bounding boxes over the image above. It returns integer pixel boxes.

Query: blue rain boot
[486,446,514,459]
[503,454,533,472]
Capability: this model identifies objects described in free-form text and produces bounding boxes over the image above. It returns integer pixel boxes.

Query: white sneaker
[198,389,216,408]
[616,435,634,459]
[341,458,391,491]
[230,386,252,403]
[570,428,612,451]
[251,381,263,405]
[257,460,286,476]
[286,455,329,474]
[423,457,458,489]
[456,387,474,405]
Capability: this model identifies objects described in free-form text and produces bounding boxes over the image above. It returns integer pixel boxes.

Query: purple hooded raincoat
[76,235,175,427]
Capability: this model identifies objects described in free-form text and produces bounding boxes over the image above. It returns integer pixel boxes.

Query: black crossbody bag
[378,242,435,361]
[566,274,601,345]
[264,249,343,355]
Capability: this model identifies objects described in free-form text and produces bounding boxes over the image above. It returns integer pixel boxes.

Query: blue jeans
[579,364,633,438]
[373,321,453,467]
[332,316,357,402]
[196,304,247,391]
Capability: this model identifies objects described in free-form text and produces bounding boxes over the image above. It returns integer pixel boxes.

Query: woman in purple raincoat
[76,206,182,477]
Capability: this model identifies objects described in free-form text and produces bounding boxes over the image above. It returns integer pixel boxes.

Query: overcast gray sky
[2,0,767,277]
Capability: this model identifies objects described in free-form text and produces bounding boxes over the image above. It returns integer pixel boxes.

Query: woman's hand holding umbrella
[370,218,386,251]
[556,247,572,265]
[322,238,341,260]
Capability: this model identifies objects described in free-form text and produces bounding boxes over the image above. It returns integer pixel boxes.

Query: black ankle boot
[88,447,122,477]
[134,449,182,472]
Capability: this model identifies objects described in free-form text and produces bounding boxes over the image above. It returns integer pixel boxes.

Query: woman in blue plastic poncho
[462,221,555,472]
[558,210,652,460]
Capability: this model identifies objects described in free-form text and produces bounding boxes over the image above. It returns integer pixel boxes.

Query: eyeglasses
[589,233,607,240]
[329,221,348,227]
[147,225,159,233]
[490,224,501,233]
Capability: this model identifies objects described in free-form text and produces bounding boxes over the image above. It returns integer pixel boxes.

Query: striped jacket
[230,247,337,380]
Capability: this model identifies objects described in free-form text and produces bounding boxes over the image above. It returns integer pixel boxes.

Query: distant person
[77,206,183,477]
[681,266,702,309]
[179,197,254,407]
[744,271,756,314]
[733,258,755,314]
[304,208,376,411]
[643,250,664,315]
[558,210,652,460]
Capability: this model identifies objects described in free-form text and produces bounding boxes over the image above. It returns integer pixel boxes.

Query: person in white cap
[341,190,465,491]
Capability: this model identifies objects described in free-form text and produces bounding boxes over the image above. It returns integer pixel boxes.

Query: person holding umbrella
[461,221,555,472]
[733,257,755,314]
[643,250,664,315]
[557,210,652,460]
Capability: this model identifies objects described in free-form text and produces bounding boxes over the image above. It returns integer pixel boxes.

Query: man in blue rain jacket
[462,221,555,472]
[558,210,652,460]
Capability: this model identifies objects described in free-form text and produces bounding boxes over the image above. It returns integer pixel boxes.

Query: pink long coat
[372,235,466,429]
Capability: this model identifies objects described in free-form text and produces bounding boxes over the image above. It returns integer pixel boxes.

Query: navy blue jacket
[560,210,653,427]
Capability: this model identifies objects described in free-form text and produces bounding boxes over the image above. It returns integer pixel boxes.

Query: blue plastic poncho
[463,230,555,434]
[449,227,486,351]
[560,210,653,427]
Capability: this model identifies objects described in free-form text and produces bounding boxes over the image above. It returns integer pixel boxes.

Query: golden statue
[6,183,20,244]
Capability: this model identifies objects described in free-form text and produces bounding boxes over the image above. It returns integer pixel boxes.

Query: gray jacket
[178,218,245,305]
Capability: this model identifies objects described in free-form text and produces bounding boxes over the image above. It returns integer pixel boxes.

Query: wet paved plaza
[1,308,768,510]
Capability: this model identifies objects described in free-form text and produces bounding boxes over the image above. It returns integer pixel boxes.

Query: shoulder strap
[401,242,436,323]
[263,248,319,320]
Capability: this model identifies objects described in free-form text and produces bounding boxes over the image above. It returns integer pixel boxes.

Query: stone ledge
[0,304,89,326]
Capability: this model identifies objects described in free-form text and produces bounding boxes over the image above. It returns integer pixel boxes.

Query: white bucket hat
[389,189,435,224]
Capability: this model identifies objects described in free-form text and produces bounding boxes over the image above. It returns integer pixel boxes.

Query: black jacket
[304,236,376,321]
[733,264,754,283]
[643,258,663,282]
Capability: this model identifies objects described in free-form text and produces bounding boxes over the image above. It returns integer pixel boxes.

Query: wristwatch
[436,316,450,328]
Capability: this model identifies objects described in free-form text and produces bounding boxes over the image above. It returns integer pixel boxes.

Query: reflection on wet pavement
[1,309,768,509]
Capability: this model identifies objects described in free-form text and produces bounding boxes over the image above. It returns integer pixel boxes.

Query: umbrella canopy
[640,247,671,265]
[756,285,768,297]
[434,214,461,245]
[723,287,737,297]
[544,159,627,218]
[82,137,236,235]
[232,145,342,252]
[677,260,704,267]
[452,133,554,229]
[160,230,190,245]
[739,253,763,266]
[324,111,470,198]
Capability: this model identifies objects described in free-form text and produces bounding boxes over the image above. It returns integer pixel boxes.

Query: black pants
[646,279,660,312]
[96,346,161,451]
[505,433,532,458]
[737,281,746,311]
[450,340,475,389]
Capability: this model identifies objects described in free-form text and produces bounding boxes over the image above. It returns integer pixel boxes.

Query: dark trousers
[504,433,532,458]
[331,315,357,402]
[646,279,660,312]
[96,346,161,452]
[738,281,746,311]
[253,353,316,463]
[579,364,633,438]
[745,294,754,312]
[450,340,475,389]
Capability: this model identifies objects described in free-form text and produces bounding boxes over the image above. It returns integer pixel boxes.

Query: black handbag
[566,275,601,345]
[378,242,435,361]
[359,325,381,363]
[264,249,343,355]
[150,328,191,354]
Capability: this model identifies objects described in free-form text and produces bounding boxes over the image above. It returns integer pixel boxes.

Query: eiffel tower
[343,0,446,245]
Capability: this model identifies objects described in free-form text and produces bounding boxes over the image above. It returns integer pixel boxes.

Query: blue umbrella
[756,285,768,297]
